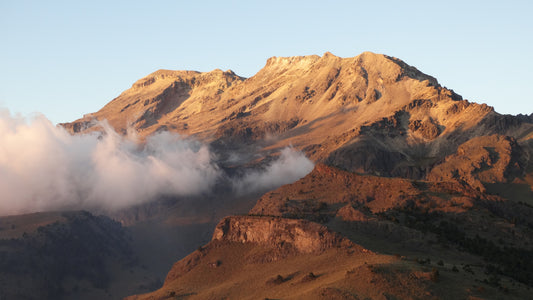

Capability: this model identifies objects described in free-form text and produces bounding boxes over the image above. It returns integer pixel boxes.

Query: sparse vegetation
[452,265,459,272]
[378,207,533,286]
[266,274,285,285]
[301,272,317,282]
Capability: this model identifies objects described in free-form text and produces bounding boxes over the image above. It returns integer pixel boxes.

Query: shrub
[430,268,439,282]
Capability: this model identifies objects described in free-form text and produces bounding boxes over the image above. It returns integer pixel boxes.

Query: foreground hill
[0,211,133,299]
[128,164,533,299]
[0,195,252,300]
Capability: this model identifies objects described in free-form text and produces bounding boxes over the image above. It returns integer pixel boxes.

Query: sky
[1,0,532,124]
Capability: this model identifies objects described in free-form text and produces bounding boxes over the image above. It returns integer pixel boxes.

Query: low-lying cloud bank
[0,110,314,215]
[0,111,219,214]
[232,147,315,195]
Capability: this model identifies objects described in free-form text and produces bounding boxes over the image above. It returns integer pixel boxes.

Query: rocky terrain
[63,52,533,176]
[129,161,533,299]
[5,51,532,299]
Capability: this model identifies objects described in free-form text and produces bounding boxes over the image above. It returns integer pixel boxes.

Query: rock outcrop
[212,215,354,254]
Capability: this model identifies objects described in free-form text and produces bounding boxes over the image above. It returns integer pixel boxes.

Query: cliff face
[211,215,356,254]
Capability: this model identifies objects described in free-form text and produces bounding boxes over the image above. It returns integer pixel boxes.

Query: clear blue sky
[1,0,532,124]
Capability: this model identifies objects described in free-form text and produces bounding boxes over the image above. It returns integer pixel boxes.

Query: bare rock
[212,216,357,254]
[427,134,526,191]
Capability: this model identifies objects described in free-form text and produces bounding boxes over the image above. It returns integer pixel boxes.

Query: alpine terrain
[2,51,532,299]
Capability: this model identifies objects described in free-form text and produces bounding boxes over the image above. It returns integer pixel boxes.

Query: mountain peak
[131,69,199,89]
[264,54,321,70]
[65,51,515,174]
[258,51,439,88]
[322,51,336,58]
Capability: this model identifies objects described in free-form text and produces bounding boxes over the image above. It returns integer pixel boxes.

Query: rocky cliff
[163,215,362,285]
[212,215,356,254]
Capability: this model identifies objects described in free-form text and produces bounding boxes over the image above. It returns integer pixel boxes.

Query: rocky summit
[63,51,532,178]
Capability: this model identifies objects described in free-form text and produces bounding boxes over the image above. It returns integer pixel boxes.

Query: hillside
[129,163,533,299]
[0,211,133,299]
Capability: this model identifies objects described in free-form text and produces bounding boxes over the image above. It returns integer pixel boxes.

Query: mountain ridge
[62,51,533,180]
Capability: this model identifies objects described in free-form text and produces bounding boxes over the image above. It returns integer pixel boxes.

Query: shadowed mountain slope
[0,211,133,300]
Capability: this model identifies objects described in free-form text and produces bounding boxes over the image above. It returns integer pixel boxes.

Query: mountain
[63,52,533,178]
[54,51,533,299]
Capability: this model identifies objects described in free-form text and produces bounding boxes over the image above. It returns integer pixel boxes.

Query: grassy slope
[127,239,532,300]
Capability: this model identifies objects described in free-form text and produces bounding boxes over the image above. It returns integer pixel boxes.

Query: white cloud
[232,147,314,195]
[0,110,315,215]
[0,110,220,214]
